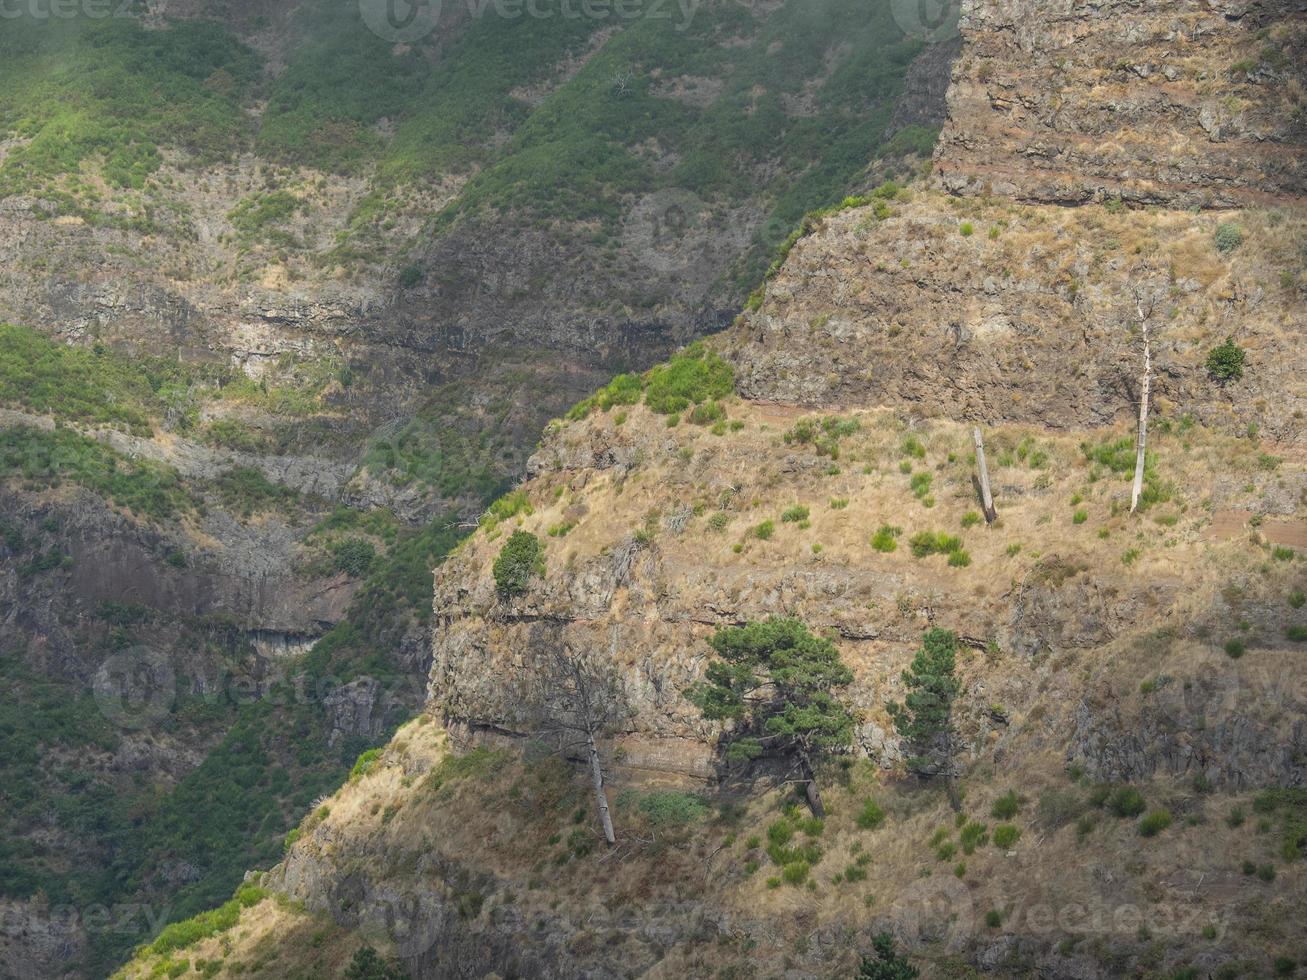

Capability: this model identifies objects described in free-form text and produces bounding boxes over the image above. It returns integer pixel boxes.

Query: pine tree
[687,617,854,815]
[857,932,919,980]
[888,628,961,809]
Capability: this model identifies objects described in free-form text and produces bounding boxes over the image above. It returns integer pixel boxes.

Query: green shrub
[992,824,1021,849]
[1214,222,1244,253]
[909,531,963,558]
[1287,626,1307,642]
[147,884,265,956]
[1107,786,1146,818]
[643,343,733,415]
[1072,509,1088,525]
[1224,639,1246,659]
[781,860,810,885]
[947,550,972,568]
[767,818,795,848]
[856,799,886,830]
[0,426,194,521]
[350,748,383,780]
[1139,809,1173,837]
[871,525,902,553]
[492,531,544,597]
[991,791,1021,820]
[961,511,982,528]
[333,538,377,578]
[960,222,974,237]
[781,505,810,523]
[1206,336,1247,382]
[688,400,726,426]
[754,520,775,540]
[635,791,709,828]
[985,909,1003,929]
[959,820,988,853]
[900,435,926,459]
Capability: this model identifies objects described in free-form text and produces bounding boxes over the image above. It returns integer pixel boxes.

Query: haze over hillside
[0,1,952,976]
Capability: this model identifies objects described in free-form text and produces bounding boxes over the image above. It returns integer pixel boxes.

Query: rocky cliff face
[936,0,1306,208]
[115,1,1307,978]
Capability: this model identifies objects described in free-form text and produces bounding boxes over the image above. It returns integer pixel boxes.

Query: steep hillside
[0,2,947,976]
[109,1,1307,978]
[122,402,1307,980]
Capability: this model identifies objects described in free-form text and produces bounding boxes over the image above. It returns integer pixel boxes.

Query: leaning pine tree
[888,628,962,810]
[687,617,854,816]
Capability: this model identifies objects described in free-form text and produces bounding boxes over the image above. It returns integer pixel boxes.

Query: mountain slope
[0,2,945,976]
[111,1,1307,978]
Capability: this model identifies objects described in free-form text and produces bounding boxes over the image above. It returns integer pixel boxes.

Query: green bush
[900,435,926,459]
[350,748,383,780]
[1139,809,1173,837]
[1107,786,1146,818]
[643,343,734,415]
[781,860,810,885]
[959,821,988,853]
[1214,222,1244,253]
[147,884,265,956]
[333,538,377,578]
[1224,639,1246,659]
[871,525,902,553]
[754,520,775,540]
[856,799,886,830]
[688,400,726,426]
[985,909,1003,929]
[635,791,709,828]
[909,531,963,558]
[0,425,194,521]
[781,505,811,524]
[992,824,1021,849]
[991,791,1021,820]
[492,531,544,597]
[1206,336,1246,383]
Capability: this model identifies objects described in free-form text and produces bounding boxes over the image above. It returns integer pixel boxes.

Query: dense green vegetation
[1,2,927,288]
[493,530,545,597]
[0,425,195,520]
[888,629,961,804]
[359,381,516,498]
[0,18,257,198]
[688,617,855,814]
[1207,336,1247,383]
[567,341,733,421]
[0,323,208,435]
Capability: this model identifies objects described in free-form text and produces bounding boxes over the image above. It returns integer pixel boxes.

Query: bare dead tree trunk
[799,751,825,818]
[586,729,616,845]
[556,651,618,846]
[1130,293,1153,514]
[973,427,997,523]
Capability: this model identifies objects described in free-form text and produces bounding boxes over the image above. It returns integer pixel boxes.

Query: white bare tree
[1129,284,1160,514]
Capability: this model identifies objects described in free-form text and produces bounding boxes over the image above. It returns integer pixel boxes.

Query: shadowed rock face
[936,0,1307,209]
[722,0,1306,438]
